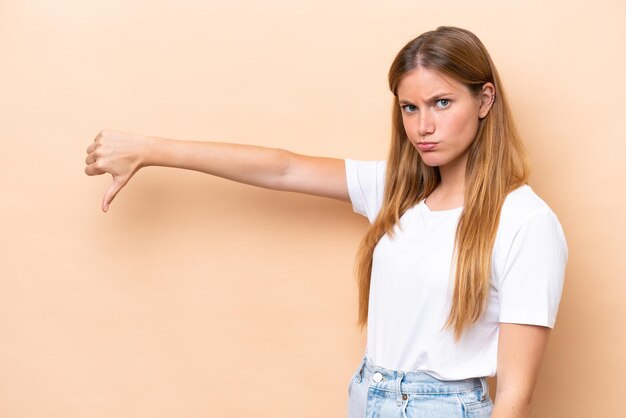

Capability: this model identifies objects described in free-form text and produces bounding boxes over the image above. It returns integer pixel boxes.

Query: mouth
[416,142,438,151]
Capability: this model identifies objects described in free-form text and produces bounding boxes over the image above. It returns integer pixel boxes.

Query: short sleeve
[497,210,568,328]
[344,159,387,224]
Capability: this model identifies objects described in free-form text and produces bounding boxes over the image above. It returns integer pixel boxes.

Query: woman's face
[397,67,494,171]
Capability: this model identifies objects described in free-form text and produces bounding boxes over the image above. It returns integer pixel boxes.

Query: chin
[419,155,446,167]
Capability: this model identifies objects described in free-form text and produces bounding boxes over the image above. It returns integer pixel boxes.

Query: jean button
[372,372,383,383]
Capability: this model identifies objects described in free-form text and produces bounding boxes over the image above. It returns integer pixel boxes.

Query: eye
[401,104,417,113]
[435,98,451,109]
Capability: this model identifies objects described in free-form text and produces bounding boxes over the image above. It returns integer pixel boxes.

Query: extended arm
[491,323,551,418]
[85,129,349,212]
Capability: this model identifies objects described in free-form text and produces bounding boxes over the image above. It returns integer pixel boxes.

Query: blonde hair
[355,26,530,341]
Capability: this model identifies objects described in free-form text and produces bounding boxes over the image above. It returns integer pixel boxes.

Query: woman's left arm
[491,323,551,418]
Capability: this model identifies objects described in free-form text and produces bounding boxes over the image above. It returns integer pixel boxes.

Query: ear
[478,82,496,119]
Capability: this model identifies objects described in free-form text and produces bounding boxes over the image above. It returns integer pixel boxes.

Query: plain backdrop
[1,1,624,417]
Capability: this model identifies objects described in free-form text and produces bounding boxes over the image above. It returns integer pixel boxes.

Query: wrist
[140,135,165,168]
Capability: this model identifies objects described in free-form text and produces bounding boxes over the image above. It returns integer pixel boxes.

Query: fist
[85,129,149,212]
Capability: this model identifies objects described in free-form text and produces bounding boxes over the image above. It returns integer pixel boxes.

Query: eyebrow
[398,92,455,104]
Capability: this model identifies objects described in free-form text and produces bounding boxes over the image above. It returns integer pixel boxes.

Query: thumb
[102,176,128,212]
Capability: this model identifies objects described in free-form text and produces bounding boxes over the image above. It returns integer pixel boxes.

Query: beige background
[1,1,624,417]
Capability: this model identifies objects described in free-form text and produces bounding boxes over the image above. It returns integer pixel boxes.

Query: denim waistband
[353,354,488,406]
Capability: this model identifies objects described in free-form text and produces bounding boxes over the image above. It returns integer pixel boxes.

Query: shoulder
[344,159,388,223]
[344,159,387,179]
[494,184,567,258]
[498,184,557,231]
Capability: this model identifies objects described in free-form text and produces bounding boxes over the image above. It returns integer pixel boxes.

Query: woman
[85,26,568,418]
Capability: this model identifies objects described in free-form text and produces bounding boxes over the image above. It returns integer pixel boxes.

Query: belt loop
[395,371,405,406]
[355,354,366,383]
[480,377,488,400]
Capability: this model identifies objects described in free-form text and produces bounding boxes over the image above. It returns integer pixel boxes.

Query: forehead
[397,67,469,100]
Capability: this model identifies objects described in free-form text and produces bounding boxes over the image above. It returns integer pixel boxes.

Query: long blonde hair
[355,26,530,341]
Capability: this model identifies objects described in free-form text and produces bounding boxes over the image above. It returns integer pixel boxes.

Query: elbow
[271,148,298,191]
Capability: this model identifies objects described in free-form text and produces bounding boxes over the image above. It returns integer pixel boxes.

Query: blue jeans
[347,354,493,418]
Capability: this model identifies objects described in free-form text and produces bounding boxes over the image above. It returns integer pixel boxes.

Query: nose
[417,110,435,137]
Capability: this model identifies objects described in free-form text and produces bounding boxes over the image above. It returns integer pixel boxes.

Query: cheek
[445,109,479,142]
[401,117,414,138]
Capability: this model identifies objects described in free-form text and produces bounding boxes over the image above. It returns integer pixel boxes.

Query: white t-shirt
[345,159,568,380]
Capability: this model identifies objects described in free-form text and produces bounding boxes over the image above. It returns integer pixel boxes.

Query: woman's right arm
[84,129,350,212]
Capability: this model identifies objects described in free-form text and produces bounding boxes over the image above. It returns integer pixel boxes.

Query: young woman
[85,26,568,418]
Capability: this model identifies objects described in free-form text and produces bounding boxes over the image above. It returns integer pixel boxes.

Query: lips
[416,142,438,151]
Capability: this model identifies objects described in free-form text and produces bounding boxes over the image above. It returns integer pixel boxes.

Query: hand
[84,129,150,212]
